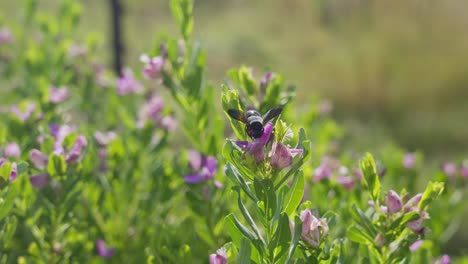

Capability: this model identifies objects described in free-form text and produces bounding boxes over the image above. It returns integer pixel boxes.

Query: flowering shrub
[0,0,466,263]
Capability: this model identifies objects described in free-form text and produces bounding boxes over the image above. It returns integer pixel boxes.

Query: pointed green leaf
[419,181,444,210]
[282,170,304,217]
[47,153,67,177]
[347,226,376,246]
[359,153,381,202]
[238,238,252,264]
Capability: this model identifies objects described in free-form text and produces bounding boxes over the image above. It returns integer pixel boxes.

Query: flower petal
[184,174,203,184]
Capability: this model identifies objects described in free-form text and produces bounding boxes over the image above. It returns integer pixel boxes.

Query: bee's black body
[227,107,283,139]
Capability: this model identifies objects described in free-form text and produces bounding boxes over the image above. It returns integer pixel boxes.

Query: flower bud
[404,193,422,212]
[9,162,17,181]
[385,190,402,214]
[299,209,329,248]
[437,255,451,264]
[30,149,49,169]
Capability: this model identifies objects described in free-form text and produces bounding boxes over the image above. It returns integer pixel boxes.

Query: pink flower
[0,27,13,44]
[402,153,415,169]
[409,240,423,251]
[49,86,70,104]
[10,103,36,121]
[140,54,164,80]
[209,247,227,264]
[314,164,332,182]
[442,162,457,178]
[4,143,21,158]
[116,68,143,96]
[269,142,302,170]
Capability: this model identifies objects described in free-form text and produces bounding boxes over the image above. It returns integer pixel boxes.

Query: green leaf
[388,211,420,232]
[0,183,19,220]
[238,238,252,264]
[235,188,266,246]
[285,215,302,264]
[16,161,29,175]
[224,162,257,202]
[347,226,376,246]
[184,42,205,98]
[350,204,378,238]
[282,170,305,217]
[271,213,291,262]
[359,153,381,202]
[260,73,283,113]
[419,181,444,210]
[238,66,257,96]
[0,163,12,185]
[169,0,193,40]
[47,153,67,177]
[221,85,247,141]
[225,214,257,243]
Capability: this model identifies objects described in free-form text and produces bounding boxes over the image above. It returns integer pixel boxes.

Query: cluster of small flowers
[235,123,302,170]
[0,142,21,181]
[382,190,427,234]
[441,160,468,179]
[29,124,87,188]
[313,156,363,190]
[183,150,222,188]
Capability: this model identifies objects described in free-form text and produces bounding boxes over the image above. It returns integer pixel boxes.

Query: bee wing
[262,107,283,124]
[227,109,247,123]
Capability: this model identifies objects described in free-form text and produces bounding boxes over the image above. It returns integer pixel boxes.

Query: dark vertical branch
[109,0,125,76]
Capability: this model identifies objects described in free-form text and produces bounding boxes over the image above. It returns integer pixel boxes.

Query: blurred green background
[2,0,467,159]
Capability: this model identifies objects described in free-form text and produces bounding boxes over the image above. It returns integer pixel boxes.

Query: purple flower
[209,247,227,264]
[116,68,143,96]
[409,240,423,251]
[296,209,329,248]
[235,123,274,164]
[402,153,415,169]
[30,173,50,189]
[96,239,115,259]
[137,94,176,130]
[313,164,332,182]
[0,27,13,44]
[407,211,428,234]
[442,162,457,178]
[65,135,87,164]
[385,190,402,214]
[49,86,70,104]
[29,149,49,169]
[9,162,17,181]
[140,54,164,80]
[5,143,21,158]
[10,103,36,121]
[184,150,218,185]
